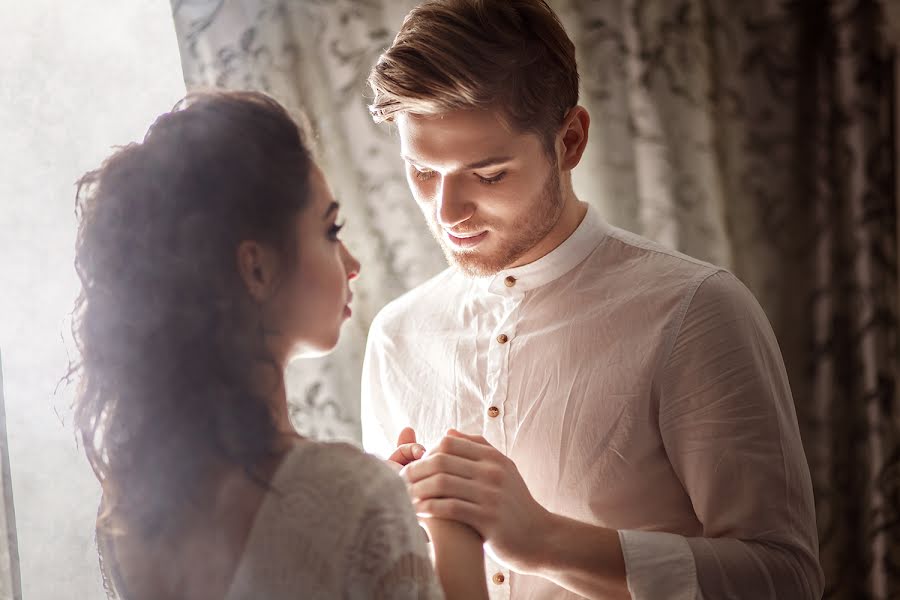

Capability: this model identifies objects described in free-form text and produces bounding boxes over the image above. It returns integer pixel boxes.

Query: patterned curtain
[169,1,899,597]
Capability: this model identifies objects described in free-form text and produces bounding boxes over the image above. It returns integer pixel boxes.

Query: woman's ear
[236,240,278,302]
[557,105,590,171]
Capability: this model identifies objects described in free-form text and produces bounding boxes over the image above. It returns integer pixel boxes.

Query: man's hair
[367,0,579,152]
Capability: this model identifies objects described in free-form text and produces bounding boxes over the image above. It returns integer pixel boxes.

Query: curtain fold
[0,350,22,600]
[169,1,899,596]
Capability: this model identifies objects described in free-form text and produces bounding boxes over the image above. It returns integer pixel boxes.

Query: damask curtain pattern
[171,0,440,442]
[169,1,898,597]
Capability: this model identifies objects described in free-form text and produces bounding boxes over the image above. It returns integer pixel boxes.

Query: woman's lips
[446,230,488,248]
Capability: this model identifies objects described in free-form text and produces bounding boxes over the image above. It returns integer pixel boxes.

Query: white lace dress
[99,441,445,600]
[224,441,445,600]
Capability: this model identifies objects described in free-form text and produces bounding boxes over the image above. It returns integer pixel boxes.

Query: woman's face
[266,165,360,361]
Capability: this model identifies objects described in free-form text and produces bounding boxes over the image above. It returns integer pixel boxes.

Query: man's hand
[402,429,552,573]
[386,426,426,473]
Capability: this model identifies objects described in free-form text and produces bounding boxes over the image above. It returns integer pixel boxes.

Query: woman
[71,90,487,600]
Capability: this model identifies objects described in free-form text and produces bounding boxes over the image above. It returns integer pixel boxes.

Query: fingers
[414,497,485,531]
[446,428,490,446]
[429,434,494,461]
[408,472,489,505]
[390,429,494,471]
[403,452,479,483]
[397,426,418,446]
[388,442,426,467]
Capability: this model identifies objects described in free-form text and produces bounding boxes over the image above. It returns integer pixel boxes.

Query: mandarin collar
[468,204,606,296]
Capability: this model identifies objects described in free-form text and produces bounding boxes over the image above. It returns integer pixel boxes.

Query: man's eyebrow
[463,155,514,170]
[323,201,340,219]
[401,155,514,170]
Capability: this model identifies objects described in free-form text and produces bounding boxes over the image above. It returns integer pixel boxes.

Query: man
[361,1,823,598]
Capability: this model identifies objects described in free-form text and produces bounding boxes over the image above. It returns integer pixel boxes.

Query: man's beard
[425,168,564,277]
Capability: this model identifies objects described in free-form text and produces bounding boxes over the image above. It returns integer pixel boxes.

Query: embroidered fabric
[98,441,444,600]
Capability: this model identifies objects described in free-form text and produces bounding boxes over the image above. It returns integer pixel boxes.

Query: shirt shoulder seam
[654,268,728,381]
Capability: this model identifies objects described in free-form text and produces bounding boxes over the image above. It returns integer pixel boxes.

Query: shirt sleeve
[618,529,703,600]
[361,310,398,460]
[623,270,822,599]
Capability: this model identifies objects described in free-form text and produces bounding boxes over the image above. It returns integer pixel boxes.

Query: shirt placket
[482,292,521,600]
[485,553,512,600]
[481,293,520,454]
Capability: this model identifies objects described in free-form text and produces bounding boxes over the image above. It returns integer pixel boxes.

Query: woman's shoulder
[230,440,440,600]
[273,439,404,502]
[249,439,416,559]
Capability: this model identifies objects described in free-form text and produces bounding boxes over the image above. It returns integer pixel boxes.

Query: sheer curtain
[170,1,899,597]
[0,350,22,600]
[172,0,441,442]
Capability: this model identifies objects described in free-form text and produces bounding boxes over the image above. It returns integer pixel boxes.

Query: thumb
[397,426,417,446]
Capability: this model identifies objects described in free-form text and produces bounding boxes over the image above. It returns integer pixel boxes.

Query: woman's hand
[386,427,426,472]
[403,429,551,573]
[420,517,488,600]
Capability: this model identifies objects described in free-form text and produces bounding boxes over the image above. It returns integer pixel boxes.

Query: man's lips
[446,230,488,248]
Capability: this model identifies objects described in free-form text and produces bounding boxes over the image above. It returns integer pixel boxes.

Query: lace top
[100,441,445,600]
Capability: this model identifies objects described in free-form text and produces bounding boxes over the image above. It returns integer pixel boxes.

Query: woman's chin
[287,336,339,361]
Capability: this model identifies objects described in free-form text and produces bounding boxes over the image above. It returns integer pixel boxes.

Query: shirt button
[487,406,500,418]
[497,333,509,344]
[492,572,506,585]
[504,276,516,287]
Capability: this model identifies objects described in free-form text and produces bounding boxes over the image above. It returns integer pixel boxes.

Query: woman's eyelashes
[328,221,345,241]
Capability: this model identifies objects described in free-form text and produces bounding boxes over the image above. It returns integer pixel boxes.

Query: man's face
[397,109,564,277]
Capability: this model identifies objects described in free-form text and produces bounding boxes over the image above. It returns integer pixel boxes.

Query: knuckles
[482,464,505,486]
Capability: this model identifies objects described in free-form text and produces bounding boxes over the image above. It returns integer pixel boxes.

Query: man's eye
[477,172,506,185]
[413,167,436,182]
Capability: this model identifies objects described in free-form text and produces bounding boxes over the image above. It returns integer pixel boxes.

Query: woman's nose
[343,244,360,280]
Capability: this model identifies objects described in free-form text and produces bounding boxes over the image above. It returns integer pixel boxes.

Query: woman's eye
[328,221,345,241]
[477,172,506,185]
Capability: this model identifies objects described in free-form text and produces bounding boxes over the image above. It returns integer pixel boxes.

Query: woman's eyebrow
[322,201,340,219]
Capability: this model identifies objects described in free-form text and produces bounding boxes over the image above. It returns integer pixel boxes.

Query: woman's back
[102,440,444,600]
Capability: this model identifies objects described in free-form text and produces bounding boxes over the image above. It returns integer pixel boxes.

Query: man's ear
[557,105,590,171]
[236,240,278,302]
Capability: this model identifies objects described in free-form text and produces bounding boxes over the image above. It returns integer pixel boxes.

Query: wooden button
[504,276,516,287]
[492,572,506,585]
[497,333,509,344]
[487,406,500,418]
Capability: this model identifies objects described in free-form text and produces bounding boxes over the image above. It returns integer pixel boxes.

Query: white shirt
[362,205,823,600]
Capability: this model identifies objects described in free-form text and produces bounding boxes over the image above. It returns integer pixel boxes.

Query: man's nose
[436,176,474,228]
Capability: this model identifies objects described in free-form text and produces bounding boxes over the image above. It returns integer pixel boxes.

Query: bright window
[0,1,185,597]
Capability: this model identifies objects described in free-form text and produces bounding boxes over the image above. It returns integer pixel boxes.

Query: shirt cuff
[618,529,701,600]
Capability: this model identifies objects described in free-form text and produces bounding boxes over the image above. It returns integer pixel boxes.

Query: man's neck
[507,194,588,269]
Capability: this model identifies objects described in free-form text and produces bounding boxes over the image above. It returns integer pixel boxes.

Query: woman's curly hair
[70,90,314,539]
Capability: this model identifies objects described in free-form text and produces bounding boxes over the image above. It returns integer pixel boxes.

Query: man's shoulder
[370,266,462,334]
[594,223,724,285]
[591,224,766,327]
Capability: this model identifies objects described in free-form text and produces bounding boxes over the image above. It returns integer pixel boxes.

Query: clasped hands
[388,427,551,573]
